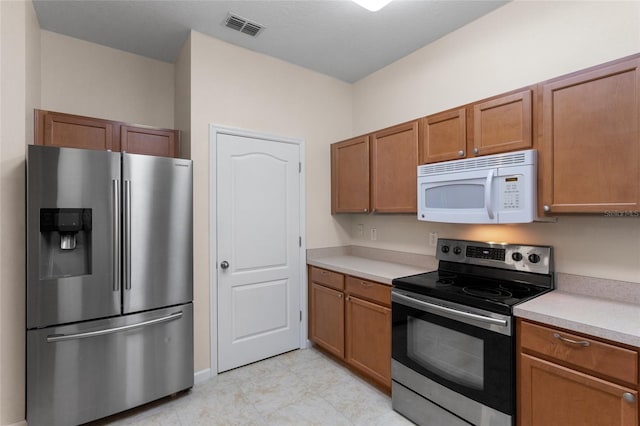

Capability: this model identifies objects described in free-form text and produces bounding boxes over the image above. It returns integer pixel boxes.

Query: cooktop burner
[462,286,512,299]
[392,239,554,315]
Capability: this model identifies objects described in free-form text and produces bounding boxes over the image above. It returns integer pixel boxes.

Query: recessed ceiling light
[352,0,393,12]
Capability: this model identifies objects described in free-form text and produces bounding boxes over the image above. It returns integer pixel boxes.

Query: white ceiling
[32,0,509,83]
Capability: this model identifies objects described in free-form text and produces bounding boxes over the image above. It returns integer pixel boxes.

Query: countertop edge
[514,291,640,347]
[306,246,437,286]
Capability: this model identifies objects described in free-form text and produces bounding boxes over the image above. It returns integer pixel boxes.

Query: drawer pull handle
[623,392,636,403]
[553,333,590,347]
[361,281,374,288]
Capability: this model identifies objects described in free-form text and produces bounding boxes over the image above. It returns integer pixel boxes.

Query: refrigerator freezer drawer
[27,303,194,426]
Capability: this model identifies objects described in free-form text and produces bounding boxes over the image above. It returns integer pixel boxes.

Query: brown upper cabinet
[419,87,534,164]
[331,121,418,214]
[419,108,466,164]
[370,121,418,213]
[331,135,370,214]
[35,109,180,158]
[540,56,640,214]
[120,125,178,158]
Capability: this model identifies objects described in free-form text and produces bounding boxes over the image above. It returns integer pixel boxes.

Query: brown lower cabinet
[308,266,391,390]
[518,319,639,426]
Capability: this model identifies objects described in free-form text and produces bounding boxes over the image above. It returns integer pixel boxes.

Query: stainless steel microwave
[417,149,537,224]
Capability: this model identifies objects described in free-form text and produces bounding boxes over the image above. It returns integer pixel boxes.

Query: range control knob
[453,246,462,255]
[441,245,450,254]
[528,253,541,264]
[511,252,523,262]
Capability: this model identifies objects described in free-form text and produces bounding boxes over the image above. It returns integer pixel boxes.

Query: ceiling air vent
[224,13,264,37]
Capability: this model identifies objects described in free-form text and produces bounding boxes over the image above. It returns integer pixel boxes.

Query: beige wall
[41,31,175,129]
[0,0,40,424]
[347,0,640,283]
[188,31,353,372]
[175,36,191,159]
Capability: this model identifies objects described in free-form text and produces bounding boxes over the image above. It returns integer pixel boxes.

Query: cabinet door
[370,121,418,213]
[310,283,344,358]
[419,108,466,164]
[121,125,179,158]
[38,110,116,151]
[345,295,391,388]
[472,89,533,156]
[519,354,638,426]
[541,58,640,213]
[331,136,370,213]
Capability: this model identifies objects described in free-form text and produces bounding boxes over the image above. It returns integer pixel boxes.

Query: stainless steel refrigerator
[26,145,193,426]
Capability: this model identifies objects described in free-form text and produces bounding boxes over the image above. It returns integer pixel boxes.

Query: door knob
[220,261,229,270]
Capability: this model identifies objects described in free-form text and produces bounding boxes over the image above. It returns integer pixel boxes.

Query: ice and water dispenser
[39,208,92,279]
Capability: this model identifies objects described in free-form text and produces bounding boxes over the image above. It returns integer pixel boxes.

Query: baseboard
[7,420,27,426]
[194,368,212,384]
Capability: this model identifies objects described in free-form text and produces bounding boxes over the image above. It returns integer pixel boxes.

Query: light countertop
[308,255,431,285]
[514,274,640,347]
[306,245,436,285]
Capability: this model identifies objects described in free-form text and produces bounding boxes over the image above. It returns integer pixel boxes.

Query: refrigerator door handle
[123,180,132,290]
[46,311,183,343]
[112,179,121,292]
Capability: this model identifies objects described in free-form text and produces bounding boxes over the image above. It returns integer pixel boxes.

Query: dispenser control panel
[40,209,92,232]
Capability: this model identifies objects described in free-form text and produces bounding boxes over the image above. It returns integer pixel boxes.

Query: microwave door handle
[485,169,495,220]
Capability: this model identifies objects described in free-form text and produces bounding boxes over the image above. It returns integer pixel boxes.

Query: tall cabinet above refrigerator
[26,145,194,426]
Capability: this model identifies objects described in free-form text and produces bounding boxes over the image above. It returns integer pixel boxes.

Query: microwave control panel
[500,175,523,210]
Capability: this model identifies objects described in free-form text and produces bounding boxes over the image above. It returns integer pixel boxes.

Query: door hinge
[300,310,302,322]
[299,162,301,173]
[299,236,302,247]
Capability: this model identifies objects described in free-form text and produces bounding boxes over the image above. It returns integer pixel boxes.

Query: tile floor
[93,347,414,426]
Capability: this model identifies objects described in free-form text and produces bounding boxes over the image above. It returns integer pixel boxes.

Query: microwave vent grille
[419,150,531,176]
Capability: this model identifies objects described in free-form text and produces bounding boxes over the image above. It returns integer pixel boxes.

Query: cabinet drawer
[520,321,638,385]
[310,267,344,291]
[345,276,391,306]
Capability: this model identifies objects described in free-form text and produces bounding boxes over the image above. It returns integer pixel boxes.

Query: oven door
[392,289,514,417]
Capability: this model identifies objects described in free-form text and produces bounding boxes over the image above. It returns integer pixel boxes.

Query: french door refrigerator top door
[27,146,121,329]
[122,153,193,314]
[27,147,194,328]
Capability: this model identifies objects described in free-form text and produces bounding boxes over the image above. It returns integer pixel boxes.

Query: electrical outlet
[429,231,438,247]
[370,228,377,241]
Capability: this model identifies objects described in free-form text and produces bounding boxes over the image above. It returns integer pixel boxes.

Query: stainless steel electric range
[391,238,554,426]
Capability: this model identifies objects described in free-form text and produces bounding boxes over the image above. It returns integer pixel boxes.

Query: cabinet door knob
[623,392,636,403]
[338,293,343,299]
[364,208,368,212]
[543,205,550,212]
[457,150,464,157]
[473,148,479,154]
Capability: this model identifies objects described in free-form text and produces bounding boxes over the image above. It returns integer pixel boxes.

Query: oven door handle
[392,292,508,327]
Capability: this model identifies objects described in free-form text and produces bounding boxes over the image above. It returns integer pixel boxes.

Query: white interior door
[217,132,302,372]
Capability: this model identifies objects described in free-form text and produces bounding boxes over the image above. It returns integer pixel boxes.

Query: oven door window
[408,317,484,390]
[393,301,514,416]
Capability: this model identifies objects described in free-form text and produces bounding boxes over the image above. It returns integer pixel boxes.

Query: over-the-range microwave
[418,149,537,224]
